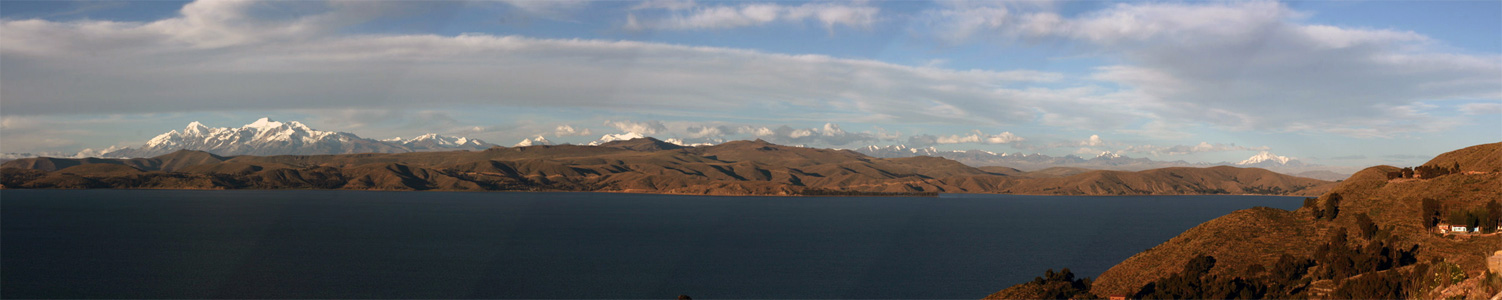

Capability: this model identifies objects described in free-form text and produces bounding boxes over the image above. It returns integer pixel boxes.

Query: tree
[1420,198,1441,227]
[1448,210,1469,229]
[1185,255,1217,275]
[1356,213,1378,239]
[1485,200,1501,233]
[1322,193,1342,220]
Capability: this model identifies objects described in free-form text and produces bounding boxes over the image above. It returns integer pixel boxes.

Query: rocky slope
[1,138,1330,196]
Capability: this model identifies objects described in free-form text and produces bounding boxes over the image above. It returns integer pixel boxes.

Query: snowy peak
[589,132,647,145]
[857,145,948,158]
[1238,151,1293,165]
[185,121,210,135]
[242,117,279,130]
[515,136,552,147]
[1095,151,1122,159]
[82,118,498,158]
[664,138,715,147]
[396,133,488,148]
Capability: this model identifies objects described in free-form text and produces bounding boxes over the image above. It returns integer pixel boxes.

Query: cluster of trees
[1444,200,1500,233]
[1423,198,1501,233]
[1313,228,1418,280]
[1130,256,1269,299]
[1020,268,1095,299]
[1386,163,1462,180]
[1330,268,1416,299]
[1303,193,1341,220]
[1127,227,1421,299]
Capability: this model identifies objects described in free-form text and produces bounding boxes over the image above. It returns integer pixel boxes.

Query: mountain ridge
[1,138,1332,197]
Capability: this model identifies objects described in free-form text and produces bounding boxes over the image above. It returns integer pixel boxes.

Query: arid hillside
[2,138,1329,196]
[987,142,1501,299]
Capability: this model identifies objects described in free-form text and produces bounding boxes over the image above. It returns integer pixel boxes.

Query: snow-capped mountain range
[384,133,492,150]
[3,120,1347,180]
[1235,151,1305,168]
[514,136,553,147]
[588,132,647,146]
[45,118,496,158]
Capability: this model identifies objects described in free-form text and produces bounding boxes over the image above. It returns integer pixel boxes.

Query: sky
[1,0,1498,167]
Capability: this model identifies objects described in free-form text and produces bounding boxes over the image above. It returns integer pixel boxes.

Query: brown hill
[971,166,1333,196]
[1,140,1328,196]
[1293,170,1350,181]
[1020,166,1095,178]
[597,137,687,151]
[1423,142,1502,173]
[1070,142,1502,299]
[1,150,226,172]
[978,166,1025,176]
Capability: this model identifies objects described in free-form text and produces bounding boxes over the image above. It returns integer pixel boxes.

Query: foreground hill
[987,142,1501,299]
[1,138,1330,196]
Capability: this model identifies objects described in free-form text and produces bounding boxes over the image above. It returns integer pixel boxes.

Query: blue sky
[1,0,1498,167]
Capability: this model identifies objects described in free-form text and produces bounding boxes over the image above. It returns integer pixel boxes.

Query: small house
[1437,223,1452,233]
[1451,225,1471,233]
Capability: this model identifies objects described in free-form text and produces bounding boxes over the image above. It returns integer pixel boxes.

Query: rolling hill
[1,138,1331,196]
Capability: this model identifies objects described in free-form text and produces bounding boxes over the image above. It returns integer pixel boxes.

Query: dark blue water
[1,190,1301,299]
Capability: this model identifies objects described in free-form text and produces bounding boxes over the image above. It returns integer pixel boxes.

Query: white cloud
[684,124,731,138]
[1459,102,1502,115]
[3,0,1495,147]
[499,0,589,18]
[918,1,1502,137]
[604,120,667,135]
[1,4,1060,130]
[1121,142,1270,156]
[625,2,878,32]
[554,124,592,136]
[920,2,1011,43]
[745,123,876,146]
[1081,134,1104,146]
[908,130,1023,147]
[631,0,697,11]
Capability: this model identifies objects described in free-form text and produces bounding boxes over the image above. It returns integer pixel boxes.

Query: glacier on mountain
[68,118,494,158]
[589,132,647,146]
[515,136,553,147]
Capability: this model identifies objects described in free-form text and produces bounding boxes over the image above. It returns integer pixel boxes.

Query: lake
[1,190,1302,299]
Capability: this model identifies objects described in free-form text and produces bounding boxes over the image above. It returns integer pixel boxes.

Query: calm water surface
[1,190,1301,299]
